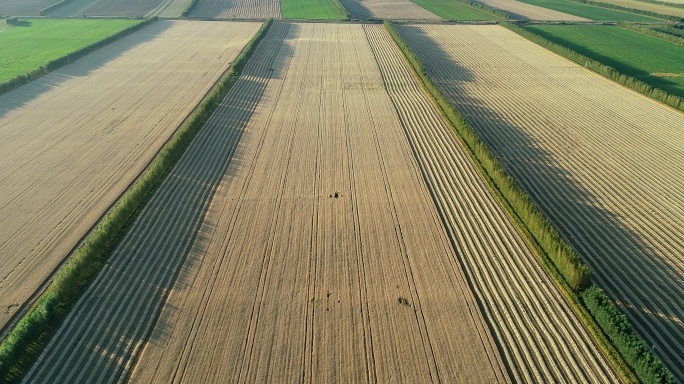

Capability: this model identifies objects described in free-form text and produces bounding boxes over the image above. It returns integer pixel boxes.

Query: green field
[0,19,142,84]
[280,0,345,19]
[409,0,499,20]
[524,24,684,97]
[517,0,663,20]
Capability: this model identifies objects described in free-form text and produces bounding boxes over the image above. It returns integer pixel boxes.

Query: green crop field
[517,0,662,20]
[409,0,499,20]
[280,0,345,19]
[0,19,143,85]
[524,24,684,97]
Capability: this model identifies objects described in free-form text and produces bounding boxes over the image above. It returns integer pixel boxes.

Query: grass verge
[0,18,150,96]
[384,20,673,384]
[506,22,684,110]
[181,0,198,17]
[0,18,273,384]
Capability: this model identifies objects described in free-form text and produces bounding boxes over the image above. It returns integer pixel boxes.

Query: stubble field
[397,23,684,379]
[0,20,261,332]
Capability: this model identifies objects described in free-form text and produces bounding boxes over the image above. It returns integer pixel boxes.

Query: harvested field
[189,0,280,19]
[49,0,192,17]
[26,22,510,383]
[398,23,684,378]
[338,0,441,19]
[589,0,684,17]
[0,0,59,16]
[473,0,589,19]
[0,20,261,333]
[517,0,664,20]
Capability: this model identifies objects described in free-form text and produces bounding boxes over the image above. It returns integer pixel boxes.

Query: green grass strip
[409,0,501,20]
[0,19,274,384]
[567,0,682,20]
[505,22,684,111]
[618,22,684,46]
[0,18,150,96]
[281,0,346,19]
[384,19,673,384]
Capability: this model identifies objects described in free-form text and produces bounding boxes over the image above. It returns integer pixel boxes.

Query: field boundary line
[0,19,273,383]
[0,17,155,96]
[382,20,663,384]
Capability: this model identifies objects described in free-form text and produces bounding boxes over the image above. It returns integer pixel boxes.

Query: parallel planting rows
[471,0,589,20]
[515,0,666,20]
[398,23,684,379]
[24,21,622,384]
[46,0,192,17]
[189,0,280,19]
[26,22,509,383]
[0,20,261,333]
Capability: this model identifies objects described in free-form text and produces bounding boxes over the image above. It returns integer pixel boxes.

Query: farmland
[280,0,344,19]
[0,20,261,335]
[589,0,684,18]
[408,0,500,20]
[19,20,621,383]
[338,0,441,19]
[524,24,684,97]
[397,23,684,379]
[47,0,192,17]
[516,0,665,20]
[472,0,589,20]
[0,0,59,16]
[0,19,142,87]
[189,0,281,18]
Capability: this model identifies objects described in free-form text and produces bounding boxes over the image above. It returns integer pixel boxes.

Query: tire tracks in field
[364,24,619,382]
[22,22,286,383]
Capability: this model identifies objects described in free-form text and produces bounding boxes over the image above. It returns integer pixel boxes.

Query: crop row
[0,19,272,383]
[385,21,673,383]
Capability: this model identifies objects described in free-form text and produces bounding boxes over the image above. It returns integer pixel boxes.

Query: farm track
[126,22,509,383]
[189,0,280,19]
[21,20,272,384]
[472,0,589,20]
[0,20,261,333]
[364,24,618,383]
[398,23,684,379]
[337,0,441,20]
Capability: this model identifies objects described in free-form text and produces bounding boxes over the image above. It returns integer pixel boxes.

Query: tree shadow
[397,24,684,377]
[337,0,374,19]
[0,20,172,120]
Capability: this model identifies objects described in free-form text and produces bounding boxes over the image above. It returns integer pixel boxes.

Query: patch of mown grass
[517,0,663,20]
[409,0,500,20]
[0,19,273,384]
[280,0,347,19]
[0,18,143,90]
[518,23,684,103]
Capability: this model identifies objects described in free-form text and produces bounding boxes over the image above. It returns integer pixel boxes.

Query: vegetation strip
[618,22,684,46]
[505,22,684,110]
[180,0,198,16]
[0,18,151,96]
[0,19,273,383]
[384,20,673,384]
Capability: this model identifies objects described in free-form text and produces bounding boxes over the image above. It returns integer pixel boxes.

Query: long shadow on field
[189,0,240,18]
[0,21,171,120]
[396,24,684,378]
[21,23,297,384]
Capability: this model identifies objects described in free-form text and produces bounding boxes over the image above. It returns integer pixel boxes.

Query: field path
[0,20,261,333]
[119,22,509,383]
[398,23,684,379]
